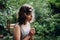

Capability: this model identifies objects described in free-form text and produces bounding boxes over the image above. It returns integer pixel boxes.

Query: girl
[13,4,35,40]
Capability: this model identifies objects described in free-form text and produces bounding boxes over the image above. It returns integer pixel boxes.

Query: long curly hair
[17,4,35,25]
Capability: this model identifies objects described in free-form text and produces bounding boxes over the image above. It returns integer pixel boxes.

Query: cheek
[28,16,32,20]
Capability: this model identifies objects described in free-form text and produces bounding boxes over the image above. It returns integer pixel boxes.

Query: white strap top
[20,22,31,38]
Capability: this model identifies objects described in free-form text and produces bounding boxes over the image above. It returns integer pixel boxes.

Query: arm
[29,27,35,40]
[23,35,30,40]
[13,25,21,40]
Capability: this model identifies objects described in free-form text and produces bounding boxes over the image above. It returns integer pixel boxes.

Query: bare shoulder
[14,24,20,29]
[13,24,21,40]
[14,25,20,34]
[13,24,21,34]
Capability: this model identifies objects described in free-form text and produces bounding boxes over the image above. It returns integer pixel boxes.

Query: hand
[29,28,35,36]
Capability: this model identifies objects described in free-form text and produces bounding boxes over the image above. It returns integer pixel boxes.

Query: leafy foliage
[0,0,60,40]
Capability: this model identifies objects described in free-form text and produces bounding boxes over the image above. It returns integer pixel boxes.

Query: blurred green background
[0,0,60,40]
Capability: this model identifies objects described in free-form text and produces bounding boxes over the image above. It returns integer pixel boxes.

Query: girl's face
[25,13,32,22]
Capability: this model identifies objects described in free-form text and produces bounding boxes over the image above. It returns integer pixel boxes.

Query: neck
[24,21,30,25]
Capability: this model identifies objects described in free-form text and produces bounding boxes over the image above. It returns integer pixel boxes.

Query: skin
[13,25,20,40]
[13,12,35,40]
[25,12,32,22]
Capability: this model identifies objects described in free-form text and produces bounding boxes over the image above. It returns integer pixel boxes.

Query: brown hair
[17,4,33,25]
